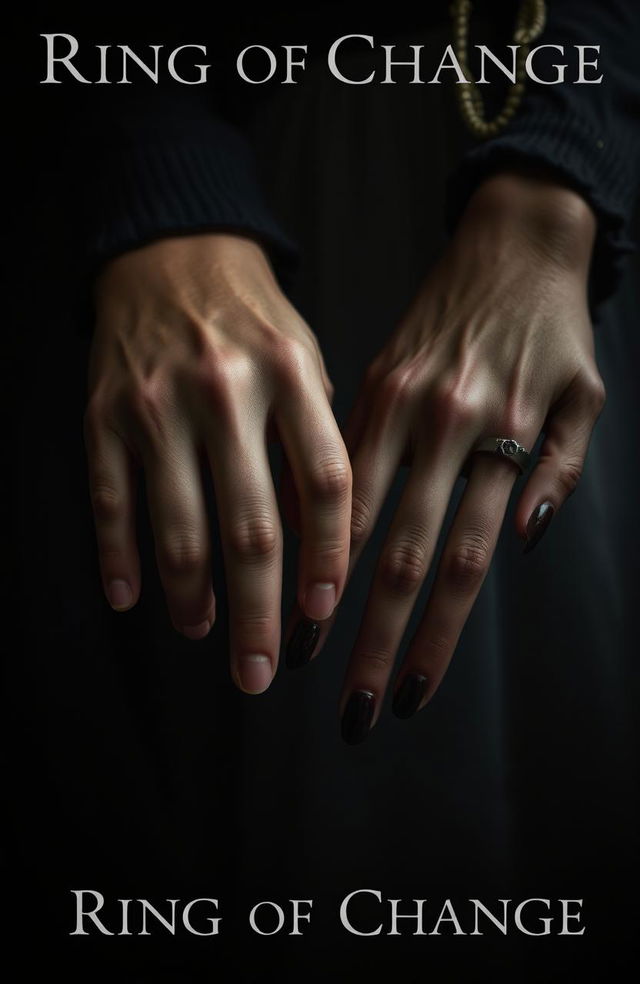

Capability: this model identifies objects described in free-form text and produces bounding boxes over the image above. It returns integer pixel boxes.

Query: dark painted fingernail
[286,618,320,669]
[392,673,428,719]
[341,691,375,745]
[524,501,555,554]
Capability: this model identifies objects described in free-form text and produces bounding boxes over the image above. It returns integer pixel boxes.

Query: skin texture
[283,170,605,736]
[84,233,352,694]
[85,170,605,726]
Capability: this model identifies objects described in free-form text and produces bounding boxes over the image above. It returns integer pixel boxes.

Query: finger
[143,440,215,640]
[276,387,352,624]
[516,371,606,553]
[84,414,140,612]
[209,428,282,695]
[279,355,338,539]
[392,453,518,720]
[284,395,405,670]
[338,445,463,740]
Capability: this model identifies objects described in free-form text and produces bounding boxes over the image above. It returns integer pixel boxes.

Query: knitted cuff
[81,123,298,291]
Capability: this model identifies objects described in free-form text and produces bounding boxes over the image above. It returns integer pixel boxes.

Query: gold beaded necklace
[451,0,547,137]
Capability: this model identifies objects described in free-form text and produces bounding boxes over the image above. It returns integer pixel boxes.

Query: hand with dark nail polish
[392,674,428,719]
[332,174,602,743]
[341,691,375,744]
[86,235,354,696]
[524,501,554,554]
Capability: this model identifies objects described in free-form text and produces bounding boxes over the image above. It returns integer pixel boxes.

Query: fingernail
[524,502,555,554]
[107,579,133,611]
[304,582,336,621]
[286,618,320,669]
[392,673,428,719]
[237,654,273,694]
[182,620,211,641]
[341,690,375,745]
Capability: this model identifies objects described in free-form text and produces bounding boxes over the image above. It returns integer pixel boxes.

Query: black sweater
[23,1,640,308]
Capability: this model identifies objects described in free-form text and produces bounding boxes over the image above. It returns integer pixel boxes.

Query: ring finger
[143,436,215,640]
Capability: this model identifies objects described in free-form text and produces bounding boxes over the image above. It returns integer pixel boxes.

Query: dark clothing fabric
[447,0,640,307]
[28,0,640,306]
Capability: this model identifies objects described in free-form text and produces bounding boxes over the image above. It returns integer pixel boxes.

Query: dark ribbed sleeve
[62,82,298,289]
[446,0,640,307]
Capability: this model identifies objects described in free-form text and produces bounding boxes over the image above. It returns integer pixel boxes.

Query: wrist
[460,167,597,277]
[96,231,274,296]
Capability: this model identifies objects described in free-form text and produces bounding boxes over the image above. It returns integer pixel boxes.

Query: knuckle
[582,373,607,415]
[201,358,233,394]
[90,483,122,523]
[128,379,172,441]
[430,377,479,431]
[350,486,374,546]
[556,460,583,498]
[307,455,352,503]
[99,544,126,567]
[256,318,299,355]
[444,531,490,591]
[379,365,419,409]
[380,538,428,595]
[271,336,312,388]
[157,535,206,578]
[199,353,249,412]
[357,646,393,671]
[422,632,452,661]
[228,512,281,562]
[315,535,348,564]
[236,610,274,636]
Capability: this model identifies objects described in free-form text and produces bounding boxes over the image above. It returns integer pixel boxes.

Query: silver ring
[472,437,531,475]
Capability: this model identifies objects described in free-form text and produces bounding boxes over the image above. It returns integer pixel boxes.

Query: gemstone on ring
[500,439,519,456]
[469,437,531,475]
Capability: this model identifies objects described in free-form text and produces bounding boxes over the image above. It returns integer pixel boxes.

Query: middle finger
[392,452,520,721]
[208,422,283,695]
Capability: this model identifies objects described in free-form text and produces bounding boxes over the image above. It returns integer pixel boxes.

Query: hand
[289,170,605,741]
[83,233,352,693]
